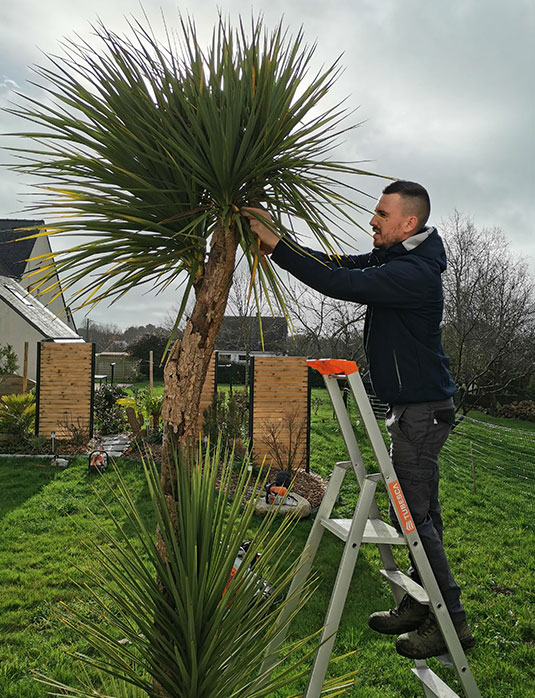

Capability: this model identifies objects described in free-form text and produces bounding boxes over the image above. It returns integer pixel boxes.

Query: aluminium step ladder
[264,359,481,698]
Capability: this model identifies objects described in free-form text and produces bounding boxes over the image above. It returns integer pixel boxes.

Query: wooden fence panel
[37,342,94,438]
[250,356,309,471]
[198,352,216,426]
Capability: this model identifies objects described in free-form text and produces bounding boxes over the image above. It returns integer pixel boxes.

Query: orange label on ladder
[388,480,416,534]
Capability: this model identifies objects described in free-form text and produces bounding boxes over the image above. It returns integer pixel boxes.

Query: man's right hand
[241,207,280,255]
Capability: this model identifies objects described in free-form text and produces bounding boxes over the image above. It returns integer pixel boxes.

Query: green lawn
[0,389,534,697]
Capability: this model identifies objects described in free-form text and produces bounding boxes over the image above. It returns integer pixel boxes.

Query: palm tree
[7,13,379,486]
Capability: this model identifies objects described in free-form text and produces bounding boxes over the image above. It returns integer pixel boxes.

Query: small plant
[57,416,91,447]
[260,409,307,476]
[117,389,164,435]
[310,395,324,416]
[94,384,127,435]
[0,392,36,438]
[22,434,49,454]
[0,343,19,376]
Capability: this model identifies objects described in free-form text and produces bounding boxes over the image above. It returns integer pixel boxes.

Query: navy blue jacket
[271,228,456,404]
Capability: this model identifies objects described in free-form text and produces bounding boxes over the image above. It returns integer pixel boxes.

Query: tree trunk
[160,220,239,492]
[152,221,239,697]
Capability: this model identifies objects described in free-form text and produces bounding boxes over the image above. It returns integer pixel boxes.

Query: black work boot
[395,616,475,659]
[368,594,429,635]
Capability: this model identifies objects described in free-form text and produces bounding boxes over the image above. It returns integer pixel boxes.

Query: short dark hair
[383,180,431,229]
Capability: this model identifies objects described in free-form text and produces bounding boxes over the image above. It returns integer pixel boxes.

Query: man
[242,180,474,659]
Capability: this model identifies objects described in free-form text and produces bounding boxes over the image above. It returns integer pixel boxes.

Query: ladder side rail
[347,373,481,697]
[261,461,351,672]
[305,475,381,698]
[324,373,387,522]
[403,525,481,697]
[346,371,396,477]
[327,371,404,598]
[324,374,369,488]
[326,372,405,601]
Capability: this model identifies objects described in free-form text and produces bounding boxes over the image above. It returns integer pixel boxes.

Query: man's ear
[404,215,419,234]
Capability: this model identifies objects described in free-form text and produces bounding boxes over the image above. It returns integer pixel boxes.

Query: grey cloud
[1,0,533,327]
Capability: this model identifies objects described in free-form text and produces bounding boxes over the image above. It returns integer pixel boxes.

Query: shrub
[117,388,164,442]
[260,409,307,476]
[94,384,127,435]
[0,392,36,438]
[494,400,535,422]
[203,389,249,448]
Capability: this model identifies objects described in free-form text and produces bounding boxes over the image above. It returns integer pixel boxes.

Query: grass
[279,393,535,697]
[0,389,534,697]
[0,457,153,697]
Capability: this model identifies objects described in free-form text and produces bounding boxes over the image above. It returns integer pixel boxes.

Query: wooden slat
[251,356,309,470]
[38,342,93,438]
[198,353,216,426]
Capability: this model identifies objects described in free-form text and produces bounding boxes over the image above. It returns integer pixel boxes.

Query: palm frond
[7,12,383,324]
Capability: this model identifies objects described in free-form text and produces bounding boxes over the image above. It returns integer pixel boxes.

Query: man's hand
[241,207,280,255]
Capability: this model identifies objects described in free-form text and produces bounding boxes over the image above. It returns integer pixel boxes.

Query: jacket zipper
[393,349,402,392]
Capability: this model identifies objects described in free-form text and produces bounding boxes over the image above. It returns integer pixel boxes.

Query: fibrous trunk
[160,220,239,493]
[153,222,238,697]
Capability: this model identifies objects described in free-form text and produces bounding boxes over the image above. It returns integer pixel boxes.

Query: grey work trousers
[386,398,466,623]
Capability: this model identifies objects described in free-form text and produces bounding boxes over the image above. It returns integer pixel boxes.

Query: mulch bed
[0,440,89,456]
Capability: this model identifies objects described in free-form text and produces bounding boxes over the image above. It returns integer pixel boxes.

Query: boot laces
[392,594,413,617]
[417,616,438,637]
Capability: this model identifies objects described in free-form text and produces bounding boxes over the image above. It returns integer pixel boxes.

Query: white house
[0,219,82,380]
[0,219,77,330]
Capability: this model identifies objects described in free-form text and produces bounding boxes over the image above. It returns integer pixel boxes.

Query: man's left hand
[241,207,280,255]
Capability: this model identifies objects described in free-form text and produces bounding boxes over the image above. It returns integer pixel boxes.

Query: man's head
[369,180,431,249]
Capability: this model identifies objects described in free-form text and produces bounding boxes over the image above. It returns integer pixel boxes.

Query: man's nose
[370,213,378,227]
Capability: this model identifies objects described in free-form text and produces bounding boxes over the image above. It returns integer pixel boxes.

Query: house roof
[0,219,43,279]
[0,275,81,340]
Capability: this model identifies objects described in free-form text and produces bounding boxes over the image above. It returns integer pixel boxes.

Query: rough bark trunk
[160,219,239,492]
[151,221,239,697]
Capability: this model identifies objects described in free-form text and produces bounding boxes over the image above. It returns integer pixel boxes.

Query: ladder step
[321,518,406,545]
[411,666,460,697]
[379,569,430,605]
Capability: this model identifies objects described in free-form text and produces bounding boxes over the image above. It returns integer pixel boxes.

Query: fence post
[149,350,154,394]
[22,341,29,393]
[470,440,477,493]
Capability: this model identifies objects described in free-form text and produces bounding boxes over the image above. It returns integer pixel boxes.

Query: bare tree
[441,211,535,412]
[225,267,272,361]
[285,280,367,364]
[260,409,307,475]
[79,320,123,352]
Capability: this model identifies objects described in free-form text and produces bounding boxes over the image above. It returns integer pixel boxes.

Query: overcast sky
[1,0,533,329]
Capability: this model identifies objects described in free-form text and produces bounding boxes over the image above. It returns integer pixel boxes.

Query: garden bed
[125,441,328,510]
[0,438,89,456]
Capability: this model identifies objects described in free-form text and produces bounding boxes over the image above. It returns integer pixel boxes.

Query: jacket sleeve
[273,238,378,270]
[271,237,431,308]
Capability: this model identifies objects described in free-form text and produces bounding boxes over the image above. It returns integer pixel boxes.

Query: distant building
[95,352,141,383]
[216,316,287,363]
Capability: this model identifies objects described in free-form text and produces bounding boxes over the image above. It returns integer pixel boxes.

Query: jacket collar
[402,227,433,251]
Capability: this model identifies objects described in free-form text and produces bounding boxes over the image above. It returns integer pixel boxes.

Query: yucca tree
[6,13,379,485]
